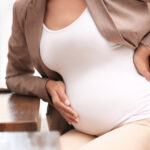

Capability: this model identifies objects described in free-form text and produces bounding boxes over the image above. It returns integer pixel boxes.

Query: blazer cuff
[140,32,150,50]
[6,74,54,106]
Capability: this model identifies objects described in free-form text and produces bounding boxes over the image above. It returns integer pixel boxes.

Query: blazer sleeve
[5,2,54,106]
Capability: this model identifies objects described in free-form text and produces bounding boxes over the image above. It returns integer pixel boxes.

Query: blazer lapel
[85,0,135,49]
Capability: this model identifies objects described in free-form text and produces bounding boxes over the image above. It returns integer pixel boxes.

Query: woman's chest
[44,0,87,31]
[40,7,117,76]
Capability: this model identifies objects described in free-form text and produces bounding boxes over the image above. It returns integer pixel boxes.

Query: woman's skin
[44,0,87,30]
[45,0,150,125]
[133,43,150,81]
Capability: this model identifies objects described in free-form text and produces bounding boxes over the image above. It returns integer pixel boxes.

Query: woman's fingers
[46,80,80,124]
[56,87,71,106]
[56,87,79,118]
[133,46,150,81]
[55,81,71,106]
[51,90,79,123]
[57,97,78,118]
[60,110,79,125]
[138,57,150,81]
[63,111,79,123]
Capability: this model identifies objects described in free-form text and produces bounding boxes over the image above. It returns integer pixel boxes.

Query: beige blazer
[6,0,150,135]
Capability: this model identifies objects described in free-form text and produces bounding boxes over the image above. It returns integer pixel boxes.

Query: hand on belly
[64,68,150,135]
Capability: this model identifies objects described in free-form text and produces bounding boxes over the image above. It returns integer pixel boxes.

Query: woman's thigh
[78,118,150,150]
[60,129,96,150]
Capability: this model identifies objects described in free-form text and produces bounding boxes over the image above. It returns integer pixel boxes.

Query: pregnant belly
[63,60,150,136]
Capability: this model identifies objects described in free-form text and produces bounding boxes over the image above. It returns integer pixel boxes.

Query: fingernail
[65,99,70,106]
[73,121,78,124]
[75,118,79,122]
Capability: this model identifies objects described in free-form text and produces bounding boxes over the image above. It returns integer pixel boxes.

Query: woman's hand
[133,43,150,81]
[46,80,80,125]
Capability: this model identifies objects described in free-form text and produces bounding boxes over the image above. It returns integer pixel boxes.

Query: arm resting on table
[5,2,53,106]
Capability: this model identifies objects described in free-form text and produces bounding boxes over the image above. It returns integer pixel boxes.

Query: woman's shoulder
[13,0,32,13]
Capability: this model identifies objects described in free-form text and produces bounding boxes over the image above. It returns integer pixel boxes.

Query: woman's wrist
[45,79,55,104]
[46,79,54,92]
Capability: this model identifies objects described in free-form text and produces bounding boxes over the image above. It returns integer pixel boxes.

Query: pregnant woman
[6,0,150,149]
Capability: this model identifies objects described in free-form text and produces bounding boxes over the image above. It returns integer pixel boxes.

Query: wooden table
[0,93,41,131]
[0,132,61,150]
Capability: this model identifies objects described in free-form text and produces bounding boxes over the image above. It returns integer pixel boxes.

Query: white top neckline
[43,7,88,33]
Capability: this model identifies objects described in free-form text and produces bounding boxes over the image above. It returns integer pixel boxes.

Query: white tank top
[40,7,150,136]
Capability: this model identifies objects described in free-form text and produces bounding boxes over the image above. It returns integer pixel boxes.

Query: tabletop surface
[0,93,41,131]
